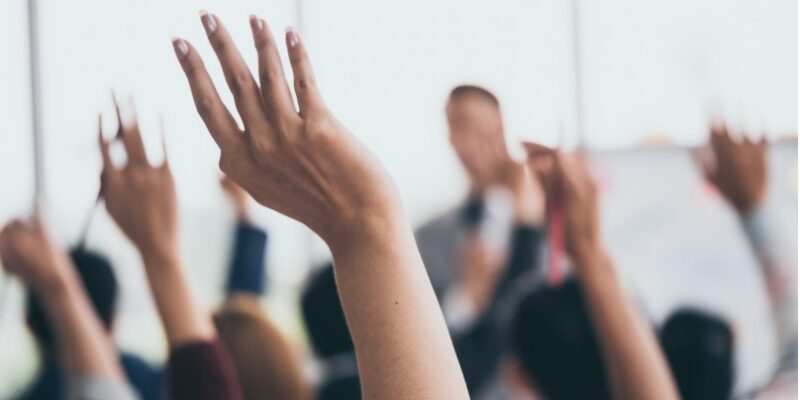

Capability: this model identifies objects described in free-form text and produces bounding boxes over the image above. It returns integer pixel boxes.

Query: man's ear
[503,357,539,399]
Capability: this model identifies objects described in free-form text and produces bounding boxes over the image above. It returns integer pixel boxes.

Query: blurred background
[0,0,796,397]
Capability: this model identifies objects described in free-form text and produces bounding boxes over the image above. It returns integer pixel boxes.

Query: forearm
[141,249,215,346]
[576,246,678,400]
[328,216,469,400]
[37,268,124,380]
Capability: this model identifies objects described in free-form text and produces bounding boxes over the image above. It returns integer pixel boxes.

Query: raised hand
[0,216,70,292]
[697,124,767,214]
[523,143,600,263]
[172,13,400,248]
[0,216,132,394]
[173,13,469,400]
[99,103,178,262]
[523,142,679,400]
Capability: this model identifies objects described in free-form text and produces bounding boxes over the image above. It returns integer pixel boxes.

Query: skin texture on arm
[0,218,126,385]
[524,143,679,400]
[172,12,469,400]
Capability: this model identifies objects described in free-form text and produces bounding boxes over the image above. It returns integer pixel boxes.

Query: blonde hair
[214,296,310,400]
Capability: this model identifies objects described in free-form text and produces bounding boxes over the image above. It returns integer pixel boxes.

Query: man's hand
[457,232,504,312]
[172,13,400,247]
[0,216,71,292]
[220,175,250,221]
[697,124,767,214]
[502,162,546,225]
[523,143,600,265]
[99,105,178,262]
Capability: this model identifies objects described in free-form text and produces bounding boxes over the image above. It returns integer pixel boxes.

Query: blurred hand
[0,216,71,292]
[502,162,545,225]
[697,124,767,214]
[99,107,178,261]
[220,175,250,221]
[173,14,400,245]
[457,233,504,311]
[523,143,601,263]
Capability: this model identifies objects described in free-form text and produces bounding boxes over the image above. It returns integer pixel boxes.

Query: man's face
[446,96,507,188]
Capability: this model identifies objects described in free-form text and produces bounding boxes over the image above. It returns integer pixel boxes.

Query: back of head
[214,299,310,400]
[301,265,361,399]
[301,265,355,358]
[26,248,118,355]
[511,279,611,400]
[660,308,734,400]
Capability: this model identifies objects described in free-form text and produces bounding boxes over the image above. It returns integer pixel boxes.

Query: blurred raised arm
[0,217,136,400]
[172,12,469,400]
[697,124,797,350]
[524,143,679,400]
[99,106,241,400]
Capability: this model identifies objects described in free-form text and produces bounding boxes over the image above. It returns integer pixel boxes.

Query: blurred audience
[0,8,795,400]
[99,100,242,400]
[509,144,680,400]
[213,177,310,400]
[21,249,162,400]
[1,217,138,400]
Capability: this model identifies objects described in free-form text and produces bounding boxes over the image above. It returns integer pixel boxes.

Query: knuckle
[210,37,228,53]
[230,71,253,96]
[196,96,215,119]
[296,76,313,91]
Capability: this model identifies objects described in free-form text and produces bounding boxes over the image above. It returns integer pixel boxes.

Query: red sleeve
[167,337,243,400]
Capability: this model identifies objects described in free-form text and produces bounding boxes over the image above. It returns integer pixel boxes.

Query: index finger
[172,37,243,152]
[113,95,149,166]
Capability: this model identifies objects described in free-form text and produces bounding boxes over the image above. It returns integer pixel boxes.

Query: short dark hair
[448,85,500,108]
[26,248,118,354]
[301,264,361,399]
[510,279,611,400]
[301,264,354,357]
[660,308,734,400]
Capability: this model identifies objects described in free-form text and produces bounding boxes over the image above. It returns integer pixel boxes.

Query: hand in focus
[698,124,767,214]
[220,175,250,221]
[99,106,178,262]
[173,13,400,246]
[0,216,72,292]
[523,143,601,263]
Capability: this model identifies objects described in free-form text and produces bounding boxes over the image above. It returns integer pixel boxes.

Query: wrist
[139,245,180,270]
[571,239,608,270]
[324,207,410,262]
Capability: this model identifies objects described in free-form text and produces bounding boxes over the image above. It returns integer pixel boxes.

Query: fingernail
[249,15,263,35]
[200,10,218,35]
[285,27,299,47]
[172,38,189,60]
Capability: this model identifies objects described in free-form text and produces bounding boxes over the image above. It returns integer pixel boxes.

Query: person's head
[214,297,310,400]
[446,85,508,189]
[301,265,361,400]
[660,308,734,400]
[508,279,611,400]
[26,248,118,356]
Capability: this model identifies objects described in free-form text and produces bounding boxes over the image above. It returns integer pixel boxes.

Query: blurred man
[415,85,545,398]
